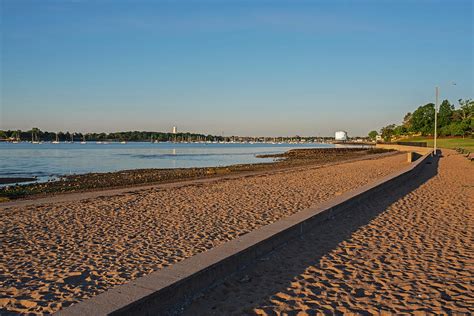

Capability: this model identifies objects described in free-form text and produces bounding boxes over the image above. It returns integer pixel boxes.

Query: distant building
[335,131,348,141]
[172,126,177,134]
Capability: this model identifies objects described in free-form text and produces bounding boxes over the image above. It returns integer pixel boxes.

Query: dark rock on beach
[0,177,37,185]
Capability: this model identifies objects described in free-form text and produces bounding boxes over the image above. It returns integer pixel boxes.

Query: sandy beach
[0,152,408,314]
[184,150,474,314]
[3,0,472,314]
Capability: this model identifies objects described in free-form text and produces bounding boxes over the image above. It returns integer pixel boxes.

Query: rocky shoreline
[0,148,390,201]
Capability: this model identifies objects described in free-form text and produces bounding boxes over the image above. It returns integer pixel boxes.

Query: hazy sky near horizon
[1,0,473,136]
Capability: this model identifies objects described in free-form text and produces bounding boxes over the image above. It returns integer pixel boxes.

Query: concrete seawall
[56,151,433,316]
[375,143,433,155]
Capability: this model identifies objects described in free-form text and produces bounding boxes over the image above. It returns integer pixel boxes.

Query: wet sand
[0,153,407,314]
[184,149,474,315]
[1,148,381,200]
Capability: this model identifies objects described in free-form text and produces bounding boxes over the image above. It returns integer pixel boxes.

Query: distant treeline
[0,129,339,142]
[369,98,473,141]
[0,129,219,142]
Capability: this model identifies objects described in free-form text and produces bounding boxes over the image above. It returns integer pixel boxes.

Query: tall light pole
[434,86,439,155]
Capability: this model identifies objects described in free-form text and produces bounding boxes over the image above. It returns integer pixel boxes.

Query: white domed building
[335,131,348,141]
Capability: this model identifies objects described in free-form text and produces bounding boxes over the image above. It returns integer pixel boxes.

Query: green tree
[380,124,396,142]
[393,125,408,136]
[402,112,413,129]
[410,103,435,135]
[448,122,469,136]
[458,98,473,120]
[455,99,473,136]
[438,100,453,127]
[368,130,378,141]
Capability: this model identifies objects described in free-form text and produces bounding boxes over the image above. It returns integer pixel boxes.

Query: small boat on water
[11,132,21,143]
[31,131,40,144]
[52,133,60,144]
[120,141,127,144]
[80,135,86,144]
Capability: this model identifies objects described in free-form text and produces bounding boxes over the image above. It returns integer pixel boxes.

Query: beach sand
[0,153,408,314]
[184,150,474,315]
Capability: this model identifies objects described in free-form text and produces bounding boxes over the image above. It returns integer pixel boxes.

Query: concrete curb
[375,143,432,155]
[55,150,432,316]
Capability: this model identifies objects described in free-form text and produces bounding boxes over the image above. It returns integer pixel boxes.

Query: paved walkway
[184,150,474,315]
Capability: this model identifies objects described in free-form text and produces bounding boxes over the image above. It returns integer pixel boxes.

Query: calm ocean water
[0,142,334,182]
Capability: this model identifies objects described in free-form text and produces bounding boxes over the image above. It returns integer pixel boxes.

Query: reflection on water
[0,142,334,182]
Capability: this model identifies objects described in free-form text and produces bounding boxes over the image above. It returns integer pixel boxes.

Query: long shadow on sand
[184,154,440,315]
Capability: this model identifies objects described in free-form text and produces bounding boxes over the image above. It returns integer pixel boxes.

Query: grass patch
[398,137,474,152]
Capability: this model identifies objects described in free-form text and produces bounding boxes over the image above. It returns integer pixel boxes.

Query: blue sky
[1,0,472,136]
